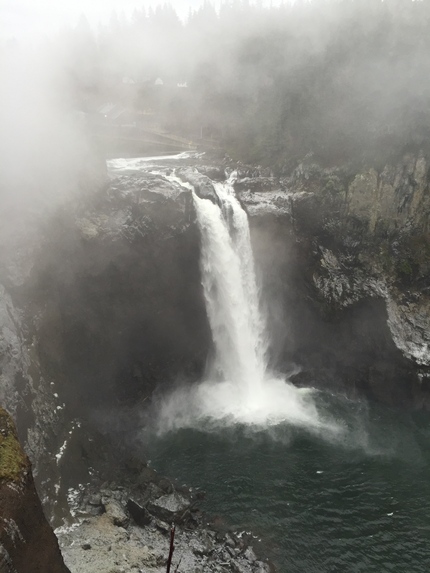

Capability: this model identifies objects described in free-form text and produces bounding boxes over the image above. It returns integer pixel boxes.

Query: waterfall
[192,175,267,399]
[155,169,340,435]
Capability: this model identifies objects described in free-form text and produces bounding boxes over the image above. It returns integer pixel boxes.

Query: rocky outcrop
[0,151,108,509]
[346,154,430,234]
[235,152,430,408]
[290,155,430,367]
[24,171,210,418]
[176,167,221,204]
[0,166,212,516]
[0,407,70,573]
[0,283,68,517]
[56,465,270,573]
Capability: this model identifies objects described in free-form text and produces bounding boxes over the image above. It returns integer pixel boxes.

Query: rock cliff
[236,152,430,408]
[0,164,211,511]
[0,408,70,573]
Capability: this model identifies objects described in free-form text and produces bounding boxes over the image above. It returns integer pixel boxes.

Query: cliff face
[0,150,108,512]
[24,171,210,416]
[237,152,430,408]
[0,167,212,512]
[0,263,68,519]
[0,408,70,573]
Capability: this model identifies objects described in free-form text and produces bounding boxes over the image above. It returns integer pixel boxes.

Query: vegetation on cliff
[0,408,27,483]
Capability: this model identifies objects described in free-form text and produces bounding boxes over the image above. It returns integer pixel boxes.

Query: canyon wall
[0,408,70,573]
[238,152,430,408]
[1,152,429,517]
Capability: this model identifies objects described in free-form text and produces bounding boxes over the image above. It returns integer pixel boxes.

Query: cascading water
[193,175,267,399]
[156,170,340,436]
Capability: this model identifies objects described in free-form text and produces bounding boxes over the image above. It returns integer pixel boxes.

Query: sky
[0,0,225,40]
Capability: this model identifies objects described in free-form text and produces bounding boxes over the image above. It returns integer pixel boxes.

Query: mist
[2,4,430,572]
[3,0,430,199]
[2,0,428,425]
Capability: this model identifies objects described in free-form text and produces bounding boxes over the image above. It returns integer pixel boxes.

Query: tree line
[7,0,430,171]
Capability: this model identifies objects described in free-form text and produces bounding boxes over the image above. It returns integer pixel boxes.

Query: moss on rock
[0,406,70,572]
[0,408,28,483]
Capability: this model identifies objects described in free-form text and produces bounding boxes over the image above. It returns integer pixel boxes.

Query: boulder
[147,492,191,523]
[103,500,129,528]
[177,168,220,205]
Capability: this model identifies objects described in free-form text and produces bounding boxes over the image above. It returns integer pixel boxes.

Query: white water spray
[156,171,341,436]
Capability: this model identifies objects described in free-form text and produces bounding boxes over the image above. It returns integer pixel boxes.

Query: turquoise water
[145,394,430,572]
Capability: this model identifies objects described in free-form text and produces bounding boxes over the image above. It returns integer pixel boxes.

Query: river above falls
[144,395,430,572]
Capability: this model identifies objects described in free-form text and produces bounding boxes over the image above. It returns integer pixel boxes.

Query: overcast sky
[1,0,226,41]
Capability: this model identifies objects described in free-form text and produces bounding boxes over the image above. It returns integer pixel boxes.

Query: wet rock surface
[176,168,221,204]
[0,408,70,573]
[57,470,272,573]
[147,492,191,523]
[58,516,270,573]
[0,282,69,514]
[232,152,430,408]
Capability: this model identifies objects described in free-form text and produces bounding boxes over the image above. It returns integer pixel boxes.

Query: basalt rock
[236,152,430,408]
[0,407,69,573]
[126,498,151,527]
[0,282,68,519]
[177,168,220,204]
[147,492,191,524]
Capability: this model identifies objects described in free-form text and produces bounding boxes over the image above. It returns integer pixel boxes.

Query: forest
[4,0,430,172]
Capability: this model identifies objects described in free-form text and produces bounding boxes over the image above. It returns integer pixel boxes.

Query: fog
[1,0,219,38]
[1,0,428,416]
[2,8,428,571]
[3,0,430,208]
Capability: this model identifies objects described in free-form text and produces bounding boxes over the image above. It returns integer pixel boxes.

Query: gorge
[1,149,430,571]
[3,1,430,571]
